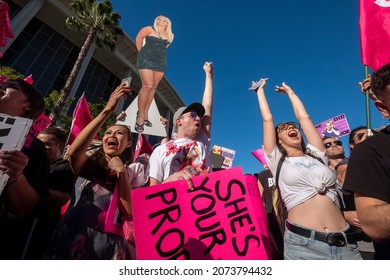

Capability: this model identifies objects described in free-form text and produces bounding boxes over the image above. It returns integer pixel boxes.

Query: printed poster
[211,145,236,169]
[315,113,351,138]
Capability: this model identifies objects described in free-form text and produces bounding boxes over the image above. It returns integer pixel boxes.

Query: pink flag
[133,133,153,161]
[24,75,33,85]
[359,0,390,71]
[251,148,267,165]
[67,93,96,145]
[0,1,14,47]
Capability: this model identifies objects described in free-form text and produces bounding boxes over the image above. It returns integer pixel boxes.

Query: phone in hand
[248,80,263,91]
[121,77,132,86]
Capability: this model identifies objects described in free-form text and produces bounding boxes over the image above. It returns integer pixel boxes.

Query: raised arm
[67,84,131,175]
[254,78,276,154]
[201,61,214,138]
[275,83,324,152]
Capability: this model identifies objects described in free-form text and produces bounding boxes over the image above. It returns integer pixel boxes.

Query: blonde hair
[153,15,174,43]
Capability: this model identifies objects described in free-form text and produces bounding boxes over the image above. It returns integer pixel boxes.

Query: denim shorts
[283,221,362,260]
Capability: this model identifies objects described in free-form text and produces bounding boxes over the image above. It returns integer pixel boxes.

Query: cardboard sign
[315,113,351,138]
[131,167,270,260]
[0,113,33,194]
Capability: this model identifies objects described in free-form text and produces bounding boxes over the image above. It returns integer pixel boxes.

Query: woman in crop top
[135,15,174,133]
[253,78,361,260]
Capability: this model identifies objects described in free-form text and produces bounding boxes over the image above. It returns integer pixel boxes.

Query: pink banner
[131,167,271,260]
[359,0,390,71]
[315,113,351,139]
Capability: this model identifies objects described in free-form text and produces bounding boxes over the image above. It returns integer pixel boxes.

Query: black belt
[286,220,357,247]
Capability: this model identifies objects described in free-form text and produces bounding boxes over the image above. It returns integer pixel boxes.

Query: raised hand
[275,82,294,95]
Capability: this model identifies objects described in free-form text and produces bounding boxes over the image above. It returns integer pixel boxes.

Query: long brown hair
[273,124,324,225]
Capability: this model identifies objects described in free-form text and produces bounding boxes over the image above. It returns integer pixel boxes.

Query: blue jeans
[284,221,362,260]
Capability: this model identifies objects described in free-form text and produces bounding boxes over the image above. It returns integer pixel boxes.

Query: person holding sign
[148,62,214,189]
[135,15,174,133]
[253,78,361,260]
[44,84,146,259]
[0,78,49,259]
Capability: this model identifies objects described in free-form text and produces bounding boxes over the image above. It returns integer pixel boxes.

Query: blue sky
[111,0,388,175]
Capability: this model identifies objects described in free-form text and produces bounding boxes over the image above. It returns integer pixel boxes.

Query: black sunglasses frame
[276,122,301,133]
[324,140,343,149]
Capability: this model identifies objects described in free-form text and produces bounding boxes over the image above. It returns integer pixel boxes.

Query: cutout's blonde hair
[153,15,174,43]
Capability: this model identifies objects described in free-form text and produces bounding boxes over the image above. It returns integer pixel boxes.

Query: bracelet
[7,174,23,185]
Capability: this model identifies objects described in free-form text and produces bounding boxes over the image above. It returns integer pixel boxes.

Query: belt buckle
[325,232,346,247]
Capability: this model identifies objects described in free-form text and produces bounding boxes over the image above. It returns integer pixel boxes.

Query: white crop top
[264,144,340,211]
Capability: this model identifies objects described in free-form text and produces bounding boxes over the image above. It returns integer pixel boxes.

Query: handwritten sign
[315,113,351,138]
[131,167,271,260]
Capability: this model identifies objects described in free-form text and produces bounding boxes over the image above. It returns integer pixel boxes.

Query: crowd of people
[0,14,389,260]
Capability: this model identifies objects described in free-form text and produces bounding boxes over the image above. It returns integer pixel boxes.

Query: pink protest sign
[30,113,51,137]
[131,167,270,260]
[24,113,51,148]
[315,113,351,138]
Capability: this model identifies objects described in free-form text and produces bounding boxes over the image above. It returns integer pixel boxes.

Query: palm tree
[49,0,123,125]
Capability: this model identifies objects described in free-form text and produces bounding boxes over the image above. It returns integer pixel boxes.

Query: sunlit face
[323,138,344,159]
[37,133,63,163]
[156,16,169,27]
[102,125,132,157]
[177,111,202,139]
[0,81,31,118]
[276,122,302,148]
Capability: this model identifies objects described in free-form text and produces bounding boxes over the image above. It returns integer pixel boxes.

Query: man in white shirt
[148,62,214,189]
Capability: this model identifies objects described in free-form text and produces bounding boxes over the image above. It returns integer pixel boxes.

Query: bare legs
[136,69,164,132]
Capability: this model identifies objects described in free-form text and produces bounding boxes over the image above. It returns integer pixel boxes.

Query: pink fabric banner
[131,167,271,260]
[68,93,96,145]
[133,133,153,161]
[359,0,390,70]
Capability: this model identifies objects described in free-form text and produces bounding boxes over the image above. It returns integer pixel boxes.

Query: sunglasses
[181,112,201,120]
[276,122,301,133]
[324,140,343,149]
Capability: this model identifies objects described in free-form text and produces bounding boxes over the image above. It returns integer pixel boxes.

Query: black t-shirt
[21,137,50,197]
[258,169,276,214]
[0,137,50,259]
[48,158,75,195]
[344,126,390,259]
[257,170,284,259]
